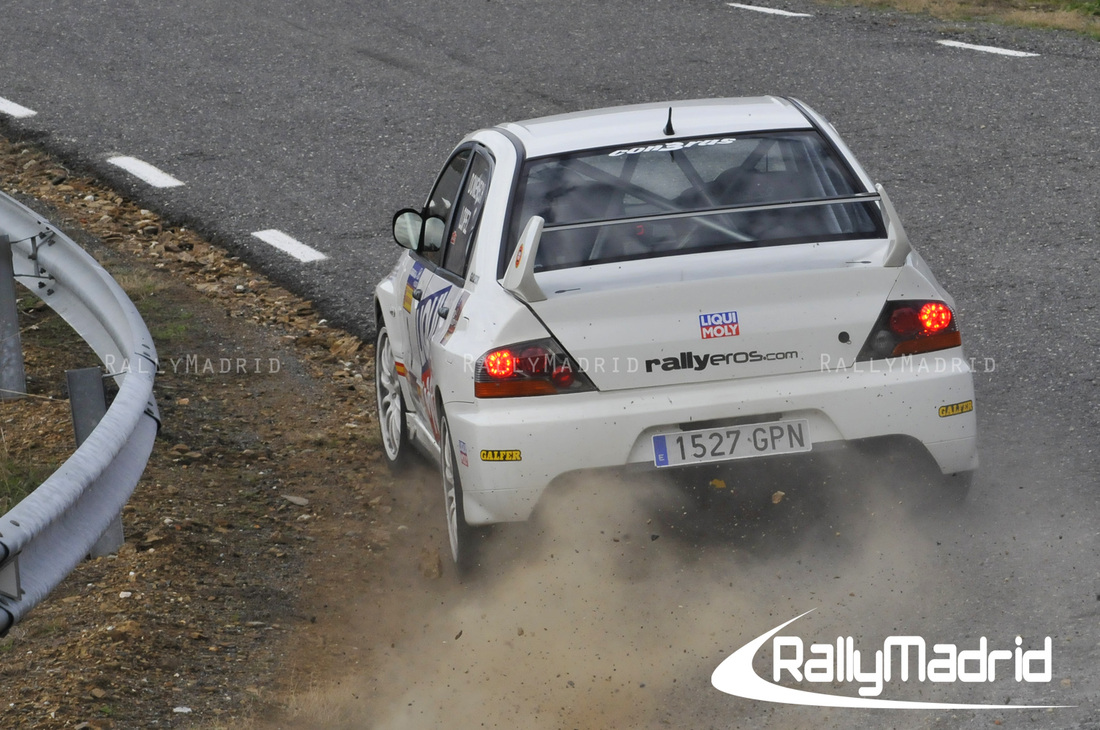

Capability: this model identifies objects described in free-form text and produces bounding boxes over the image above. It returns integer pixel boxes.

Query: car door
[403,145,492,443]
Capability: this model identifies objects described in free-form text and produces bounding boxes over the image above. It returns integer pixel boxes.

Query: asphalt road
[2,1,1099,727]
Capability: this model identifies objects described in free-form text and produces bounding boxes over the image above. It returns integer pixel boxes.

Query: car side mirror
[393,209,423,250]
[423,216,446,252]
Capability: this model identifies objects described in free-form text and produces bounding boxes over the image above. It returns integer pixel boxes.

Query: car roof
[497,96,814,158]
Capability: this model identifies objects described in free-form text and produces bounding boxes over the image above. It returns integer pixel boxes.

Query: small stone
[282,495,309,507]
[419,547,442,579]
[173,706,192,714]
[772,491,786,504]
[106,620,142,642]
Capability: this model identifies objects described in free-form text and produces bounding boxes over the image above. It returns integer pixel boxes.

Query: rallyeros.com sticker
[711,610,1071,709]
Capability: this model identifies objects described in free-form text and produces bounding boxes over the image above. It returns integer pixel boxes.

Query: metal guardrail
[0,191,159,635]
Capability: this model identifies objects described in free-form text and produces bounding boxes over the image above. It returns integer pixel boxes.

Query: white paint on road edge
[107,156,185,188]
[0,96,37,118]
[727,3,812,17]
[937,40,1039,57]
[251,229,328,263]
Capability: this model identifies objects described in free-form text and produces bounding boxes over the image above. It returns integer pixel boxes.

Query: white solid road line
[0,96,37,118]
[251,229,328,263]
[727,3,812,17]
[937,40,1039,57]
[106,156,185,188]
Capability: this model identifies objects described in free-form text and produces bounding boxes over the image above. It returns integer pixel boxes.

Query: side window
[442,151,492,276]
[421,149,472,267]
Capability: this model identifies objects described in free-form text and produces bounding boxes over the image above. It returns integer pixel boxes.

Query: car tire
[375,324,411,472]
[440,411,477,575]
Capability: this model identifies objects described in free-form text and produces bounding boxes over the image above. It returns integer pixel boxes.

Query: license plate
[652,419,811,467]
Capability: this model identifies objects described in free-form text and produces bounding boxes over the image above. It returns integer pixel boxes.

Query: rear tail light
[857,300,962,361]
[474,339,596,398]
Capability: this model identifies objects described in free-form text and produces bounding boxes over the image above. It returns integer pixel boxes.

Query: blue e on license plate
[652,419,811,467]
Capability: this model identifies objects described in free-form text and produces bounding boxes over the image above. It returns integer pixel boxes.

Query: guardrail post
[66,367,124,557]
[0,234,26,401]
[0,555,19,602]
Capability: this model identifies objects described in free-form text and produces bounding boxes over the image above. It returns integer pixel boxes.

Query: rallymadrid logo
[711,610,1073,709]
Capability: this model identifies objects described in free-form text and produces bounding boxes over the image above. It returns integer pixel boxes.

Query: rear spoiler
[501,215,547,302]
[877,184,912,267]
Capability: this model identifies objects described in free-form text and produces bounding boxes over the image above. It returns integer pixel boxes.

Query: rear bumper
[445,350,978,525]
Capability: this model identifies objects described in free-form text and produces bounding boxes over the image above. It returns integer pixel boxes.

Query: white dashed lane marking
[5,94,326,263]
[937,40,1039,57]
[0,96,37,118]
[722,3,1042,54]
[727,3,812,17]
[106,156,185,188]
[251,229,328,263]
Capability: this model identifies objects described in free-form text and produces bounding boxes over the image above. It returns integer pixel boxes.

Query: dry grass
[830,0,1100,38]
[0,437,51,514]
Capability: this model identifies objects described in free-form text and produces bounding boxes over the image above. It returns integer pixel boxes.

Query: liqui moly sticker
[700,311,739,339]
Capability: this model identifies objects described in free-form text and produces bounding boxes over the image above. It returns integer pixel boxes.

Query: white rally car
[373,96,977,569]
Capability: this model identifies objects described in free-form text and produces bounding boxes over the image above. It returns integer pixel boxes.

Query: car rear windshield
[509,130,886,271]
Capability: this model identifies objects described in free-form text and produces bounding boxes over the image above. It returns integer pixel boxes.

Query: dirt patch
[0,135,429,728]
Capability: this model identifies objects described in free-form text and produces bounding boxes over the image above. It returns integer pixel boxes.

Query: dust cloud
[283,448,970,729]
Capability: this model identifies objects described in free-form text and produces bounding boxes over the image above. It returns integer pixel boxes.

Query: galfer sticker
[514,242,524,268]
[608,137,737,157]
[700,311,739,339]
[480,449,522,462]
[938,400,974,417]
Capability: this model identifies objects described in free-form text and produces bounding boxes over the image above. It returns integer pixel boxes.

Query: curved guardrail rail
[0,191,159,635]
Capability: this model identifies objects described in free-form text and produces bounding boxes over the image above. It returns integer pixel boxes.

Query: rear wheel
[375,325,410,471]
[440,411,476,574]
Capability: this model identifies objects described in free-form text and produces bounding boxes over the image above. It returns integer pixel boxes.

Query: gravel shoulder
[0,135,422,729]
